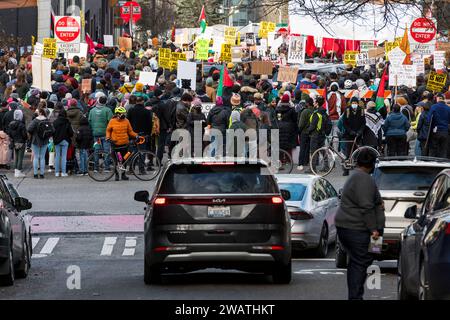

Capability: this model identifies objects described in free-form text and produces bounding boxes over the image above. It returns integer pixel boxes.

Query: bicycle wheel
[131,151,162,181]
[310,147,336,177]
[350,146,380,167]
[88,150,116,182]
[277,149,293,173]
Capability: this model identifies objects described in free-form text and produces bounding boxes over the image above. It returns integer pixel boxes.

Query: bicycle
[309,136,380,177]
[262,143,294,174]
[88,136,161,182]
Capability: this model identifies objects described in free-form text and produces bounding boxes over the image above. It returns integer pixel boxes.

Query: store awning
[0,0,37,9]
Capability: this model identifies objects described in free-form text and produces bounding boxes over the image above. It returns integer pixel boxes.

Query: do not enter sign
[55,16,81,42]
[410,17,436,43]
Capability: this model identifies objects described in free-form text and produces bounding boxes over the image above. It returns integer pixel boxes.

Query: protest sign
[169,52,186,71]
[434,51,446,70]
[389,64,417,87]
[344,51,359,67]
[184,51,194,60]
[384,37,402,60]
[104,35,114,47]
[212,37,224,53]
[81,79,92,94]
[220,43,232,63]
[245,33,255,45]
[368,47,385,59]
[196,38,210,60]
[176,61,197,91]
[411,54,425,75]
[360,40,375,52]
[158,48,171,69]
[258,21,269,39]
[427,71,447,92]
[270,36,283,54]
[356,52,375,66]
[236,32,241,46]
[138,71,157,86]
[251,61,273,75]
[31,56,52,92]
[232,47,242,63]
[387,46,407,70]
[287,36,306,64]
[33,42,43,57]
[43,38,57,59]
[224,27,237,45]
[67,43,88,59]
[409,17,437,55]
[277,66,299,84]
[201,103,215,118]
[119,37,132,51]
[175,29,189,45]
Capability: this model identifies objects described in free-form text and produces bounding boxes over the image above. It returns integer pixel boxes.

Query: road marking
[101,237,117,256]
[122,236,137,256]
[295,268,346,275]
[32,237,40,250]
[39,237,60,255]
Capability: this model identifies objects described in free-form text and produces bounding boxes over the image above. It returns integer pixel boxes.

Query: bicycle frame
[325,136,360,169]
[114,139,146,172]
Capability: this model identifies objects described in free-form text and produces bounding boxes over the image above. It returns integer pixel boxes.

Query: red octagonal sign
[55,16,80,42]
[410,17,436,43]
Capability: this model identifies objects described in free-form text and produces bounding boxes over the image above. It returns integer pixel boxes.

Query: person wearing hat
[133,82,149,102]
[427,92,450,158]
[205,78,216,103]
[8,109,27,178]
[254,92,267,112]
[342,96,366,176]
[362,101,383,150]
[335,147,385,300]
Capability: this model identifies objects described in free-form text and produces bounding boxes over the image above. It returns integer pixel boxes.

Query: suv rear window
[373,166,447,190]
[159,164,278,194]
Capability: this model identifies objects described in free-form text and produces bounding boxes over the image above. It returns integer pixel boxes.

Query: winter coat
[417,109,431,142]
[106,117,138,146]
[67,105,82,144]
[205,86,216,103]
[343,107,366,138]
[7,120,27,144]
[53,117,74,145]
[298,107,313,136]
[76,122,94,150]
[207,106,231,134]
[327,91,345,121]
[308,107,327,138]
[275,102,298,150]
[187,111,207,138]
[241,109,259,131]
[27,116,51,147]
[152,99,177,132]
[363,109,383,148]
[88,104,113,137]
[127,104,153,135]
[427,102,450,133]
[176,102,190,130]
[383,112,410,137]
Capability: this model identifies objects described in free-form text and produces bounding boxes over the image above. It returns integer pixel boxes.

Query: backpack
[322,112,333,136]
[37,119,55,140]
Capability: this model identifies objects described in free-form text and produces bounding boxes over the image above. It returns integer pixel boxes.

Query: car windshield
[159,164,278,194]
[278,183,307,201]
[373,166,447,191]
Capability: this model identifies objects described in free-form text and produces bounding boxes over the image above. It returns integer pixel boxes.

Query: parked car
[398,169,450,300]
[276,174,338,258]
[135,158,292,285]
[336,157,450,268]
[0,175,33,286]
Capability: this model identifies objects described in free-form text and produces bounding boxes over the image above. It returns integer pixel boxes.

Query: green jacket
[298,107,313,136]
[88,105,113,137]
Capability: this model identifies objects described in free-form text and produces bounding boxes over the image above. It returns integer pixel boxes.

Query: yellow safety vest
[310,112,322,131]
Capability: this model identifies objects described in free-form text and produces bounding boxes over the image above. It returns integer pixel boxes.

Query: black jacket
[207,106,231,133]
[2,109,15,131]
[187,111,207,137]
[7,120,27,144]
[343,107,366,138]
[275,103,298,149]
[176,102,190,130]
[76,124,94,150]
[153,99,177,132]
[53,117,74,145]
[127,104,153,135]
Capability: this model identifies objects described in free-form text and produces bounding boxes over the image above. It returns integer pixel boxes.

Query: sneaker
[16,171,26,178]
[34,174,39,179]
[297,165,304,171]
[61,173,69,177]
[55,173,60,177]
[76,173,85,177]
[39,174,45,179]
[83,173,88,176]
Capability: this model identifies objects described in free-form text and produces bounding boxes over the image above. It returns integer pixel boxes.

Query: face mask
[120,114,126,119]
[351,103,358,109]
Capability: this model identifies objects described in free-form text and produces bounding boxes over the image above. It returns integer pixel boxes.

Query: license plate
[208,206,231,218]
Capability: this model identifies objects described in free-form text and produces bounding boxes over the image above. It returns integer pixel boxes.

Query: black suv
[0,175,33,286]
[135,159,292,284]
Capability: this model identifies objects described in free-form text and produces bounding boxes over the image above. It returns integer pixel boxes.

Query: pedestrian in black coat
[275,94,298,152]
[127,96,153,136]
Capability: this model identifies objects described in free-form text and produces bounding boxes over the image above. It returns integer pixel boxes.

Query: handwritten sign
[344,51,359,67]
[158,48,171,69]
[224,27,237,45]
[43,38,57,59]
[277,66,299,84]
[220,43,232,63]
[169,52,186,71]
[195,38,210,60]
[427,71,447,92]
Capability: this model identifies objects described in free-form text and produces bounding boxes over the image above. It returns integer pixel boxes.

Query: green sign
[196,38,210,61]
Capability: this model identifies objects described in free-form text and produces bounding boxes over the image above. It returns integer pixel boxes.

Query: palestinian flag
[198,5,207,34]
[375,65,388,112]
[217,65,233,97]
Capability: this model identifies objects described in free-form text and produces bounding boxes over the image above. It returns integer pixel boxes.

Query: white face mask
[351,103,358,109]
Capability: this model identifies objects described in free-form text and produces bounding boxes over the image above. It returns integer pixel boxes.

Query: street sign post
[120,1,142,37]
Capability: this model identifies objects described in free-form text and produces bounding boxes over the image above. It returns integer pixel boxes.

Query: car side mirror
[338,188,343,200]
[134,191,150,203]
[404,205,418,219]
[14,197,32,211]
[280,189,291,201]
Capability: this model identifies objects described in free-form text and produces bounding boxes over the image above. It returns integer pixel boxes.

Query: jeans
[93,136,111,171]
[32,144,47,175]
[14,145,25,170]
[337,227,374,300]
[414,139,421,156]
[55,140,69,174]
[78,149,88,173]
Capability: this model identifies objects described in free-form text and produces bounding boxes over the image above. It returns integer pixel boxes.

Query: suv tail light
[272,196,283,204]
[154,197,166,205]
[289,210,313,220]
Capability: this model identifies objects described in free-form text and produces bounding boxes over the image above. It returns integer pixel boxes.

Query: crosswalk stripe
[32,237,40,250]
[122,236,137,256]
[39,237,60,255]
[101,237,117,256]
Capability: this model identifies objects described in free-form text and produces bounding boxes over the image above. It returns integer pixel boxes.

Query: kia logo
[212,199,226,203]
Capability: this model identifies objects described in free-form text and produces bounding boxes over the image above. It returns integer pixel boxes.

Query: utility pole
[59,0,65,15]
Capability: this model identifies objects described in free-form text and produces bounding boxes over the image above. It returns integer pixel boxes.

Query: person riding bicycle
[106,106,138,181]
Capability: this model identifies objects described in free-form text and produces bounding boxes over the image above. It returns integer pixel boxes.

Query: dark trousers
[309,135,325,169]
[337,227,374,300]
[298,134,310,166]
[157,131,169,161]
[386,135,407,156]
[420,140,429,157]
[429,131,448,159]
[112,145,128,177]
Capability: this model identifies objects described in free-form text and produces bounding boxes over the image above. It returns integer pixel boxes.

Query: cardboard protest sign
[356,52,375,66]
[119,37,132,51]
[251,61,273,75]
[427,71,447,92]
[412,54,425,75]
[344,51,359,67]
[220,43,232,63]
[176,61,197,91]
[81,79,92,94]
[224,27,237,45]
[389,64,417,87]
[138,71,157,86]
[104,35,114,47]
[158,48,171,69]
[387,47,407,70]
[212,37,224,53]
[33,42,43,57]
[434,51,446,70]
[43,38,57,59]
[368,47,385,59]
[195,38,210,60]
[277,66,299,84]
[287,36,306,64]
[31,56,52,92]
[67,43,88,59]
[169,52,186,71]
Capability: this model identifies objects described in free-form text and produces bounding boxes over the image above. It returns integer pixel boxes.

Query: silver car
[276,174,339,258]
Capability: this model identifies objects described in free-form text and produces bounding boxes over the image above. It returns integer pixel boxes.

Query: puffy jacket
[106,117,138,146]
[7,120,27,144]
[383,112,410,137]
[152,99,177,132]
[298,107,313,136]
[53,117,74,145]
[67,105,82,144]
[343,107,366,138]
[88,104,113,137]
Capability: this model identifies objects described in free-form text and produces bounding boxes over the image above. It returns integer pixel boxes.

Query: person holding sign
[427,93,450,158]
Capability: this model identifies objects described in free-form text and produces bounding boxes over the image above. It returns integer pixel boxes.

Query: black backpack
[37,119,55,140]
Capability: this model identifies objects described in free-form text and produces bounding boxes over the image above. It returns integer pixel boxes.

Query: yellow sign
[267,22,276,32]
[258,21,276,39]
[169,52,187,71]
[224,27,237,45]
[384,37,402,61]
[196,38,210,61]
[236,32,241,46]
[158,48,172,69]
[43,38,57,59]
[344,50,359,67]
[427,71,447,92]
[220,43,232,63]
